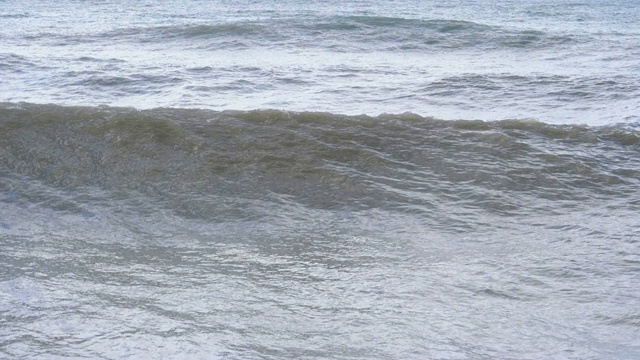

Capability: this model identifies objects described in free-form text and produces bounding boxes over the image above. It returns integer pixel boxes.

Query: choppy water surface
[1,0,639,123]
[1,0,640,359]
[1,104,640,359]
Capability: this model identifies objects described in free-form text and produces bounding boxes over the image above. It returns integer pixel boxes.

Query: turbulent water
[2,0,640,123]
[1,1,640,359]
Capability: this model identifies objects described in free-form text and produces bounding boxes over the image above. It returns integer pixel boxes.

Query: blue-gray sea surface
[1,1,640,359]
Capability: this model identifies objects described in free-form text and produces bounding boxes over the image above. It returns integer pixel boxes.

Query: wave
[7,15,580,52]
[155,17,578,50]
[1,103,638,221]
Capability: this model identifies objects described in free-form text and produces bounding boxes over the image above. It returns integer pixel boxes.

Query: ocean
[1,1,639,359]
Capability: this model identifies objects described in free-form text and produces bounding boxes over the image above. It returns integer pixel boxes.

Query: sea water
[1,1,640,359]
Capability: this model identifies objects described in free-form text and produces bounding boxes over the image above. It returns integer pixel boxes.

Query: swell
[1,103,639,221]
[6,16,579,51]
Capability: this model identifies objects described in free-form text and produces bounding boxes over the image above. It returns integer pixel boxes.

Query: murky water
[2,0,640,358]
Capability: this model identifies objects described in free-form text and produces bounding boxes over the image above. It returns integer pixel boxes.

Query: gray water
[1,1,640,359]
[1,0,639,124]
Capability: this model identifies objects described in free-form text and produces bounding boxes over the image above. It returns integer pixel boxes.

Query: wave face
[1,0,640,123]
[2,104,640,359]
[2,103,639,220]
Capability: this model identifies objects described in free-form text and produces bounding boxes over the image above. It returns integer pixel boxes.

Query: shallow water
[1,1,640,359]
[1,104,639,358]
